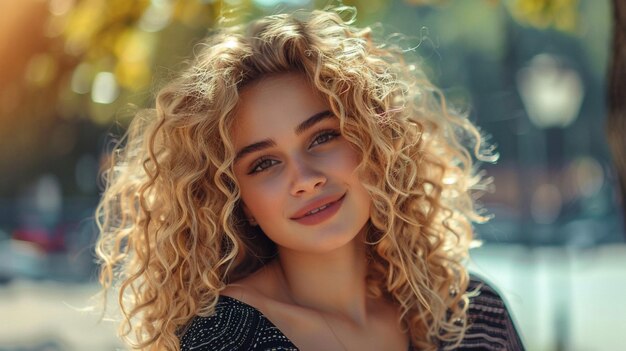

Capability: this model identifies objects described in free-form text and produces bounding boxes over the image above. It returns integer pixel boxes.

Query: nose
[289,158,326,196]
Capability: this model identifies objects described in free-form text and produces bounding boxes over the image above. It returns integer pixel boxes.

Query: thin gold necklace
[276,263,349,350]
[318,310,349,351]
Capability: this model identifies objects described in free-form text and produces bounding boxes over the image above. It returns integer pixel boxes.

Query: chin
[300,227,366,254]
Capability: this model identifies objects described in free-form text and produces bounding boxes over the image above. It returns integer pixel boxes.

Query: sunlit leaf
[509,0,579,31]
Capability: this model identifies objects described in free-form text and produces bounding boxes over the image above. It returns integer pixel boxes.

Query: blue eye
[248,157,279,174]
[310,130,340,147]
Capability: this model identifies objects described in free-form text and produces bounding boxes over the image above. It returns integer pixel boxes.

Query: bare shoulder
[221,263,282,309]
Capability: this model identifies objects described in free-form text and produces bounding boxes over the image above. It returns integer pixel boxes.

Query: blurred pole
[607,0,626,237]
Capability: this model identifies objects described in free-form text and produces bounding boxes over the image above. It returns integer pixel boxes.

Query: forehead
[231,73,330,144]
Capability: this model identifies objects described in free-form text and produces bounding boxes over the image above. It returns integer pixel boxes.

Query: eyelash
[248,156,277,174]
[310,129,340,147]
[247,129,341,174]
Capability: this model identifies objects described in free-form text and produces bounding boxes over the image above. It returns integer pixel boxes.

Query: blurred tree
[0,0,607,200]
[508,0,579,31]
[403,0,579,31]
[607,0,626,229]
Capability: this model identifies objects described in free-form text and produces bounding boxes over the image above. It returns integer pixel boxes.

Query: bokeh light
[91,71,119,104]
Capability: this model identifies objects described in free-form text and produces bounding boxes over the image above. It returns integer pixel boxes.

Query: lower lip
[292,195,345,226]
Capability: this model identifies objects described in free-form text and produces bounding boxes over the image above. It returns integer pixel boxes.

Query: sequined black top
[179,276,525,350]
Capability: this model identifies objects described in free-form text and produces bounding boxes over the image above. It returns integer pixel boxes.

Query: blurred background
[0,0,624,350]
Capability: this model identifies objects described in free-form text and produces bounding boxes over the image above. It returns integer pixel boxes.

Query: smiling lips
[290,194,346,226]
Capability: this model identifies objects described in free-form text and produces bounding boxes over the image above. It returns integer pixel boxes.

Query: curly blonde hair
[96,7,495,351]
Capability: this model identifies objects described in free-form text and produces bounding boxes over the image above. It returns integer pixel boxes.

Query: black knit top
[179,277,525,350]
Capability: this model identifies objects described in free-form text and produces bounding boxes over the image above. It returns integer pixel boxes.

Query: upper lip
[290,193,345,219]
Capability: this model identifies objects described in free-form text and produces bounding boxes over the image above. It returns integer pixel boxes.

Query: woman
[96,7,524,351]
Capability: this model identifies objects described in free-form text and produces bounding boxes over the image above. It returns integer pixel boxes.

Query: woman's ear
[242,203,257,226]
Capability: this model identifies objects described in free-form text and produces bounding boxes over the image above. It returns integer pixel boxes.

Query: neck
[273,234,370,325]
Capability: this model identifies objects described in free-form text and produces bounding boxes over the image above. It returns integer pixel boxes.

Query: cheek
[239,178,285,220]
[332,144,361,176]
[338,145,371,202]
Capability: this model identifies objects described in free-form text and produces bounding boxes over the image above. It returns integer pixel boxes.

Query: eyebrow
[234,110,333,163]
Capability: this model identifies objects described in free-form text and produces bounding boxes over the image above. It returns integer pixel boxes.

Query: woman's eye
[248,158,278,174]
[310,130,340,147]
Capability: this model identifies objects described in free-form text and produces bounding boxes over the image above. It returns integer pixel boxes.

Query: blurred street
[1,244,625,351]
[470,244,626,351]
[0,279,123,351]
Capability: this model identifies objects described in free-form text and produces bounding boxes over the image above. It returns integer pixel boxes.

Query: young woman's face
[231,73,371,254]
